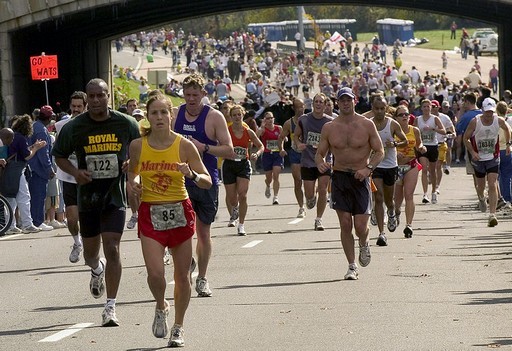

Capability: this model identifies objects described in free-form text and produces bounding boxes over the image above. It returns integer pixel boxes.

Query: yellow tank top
[138,135,188,202]
[396,125,416,159]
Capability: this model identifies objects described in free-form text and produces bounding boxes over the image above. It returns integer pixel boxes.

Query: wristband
[190,170,201,183]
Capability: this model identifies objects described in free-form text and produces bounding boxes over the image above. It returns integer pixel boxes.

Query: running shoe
[265,185,271,198]
[297,208,306,218]
[478,198,487,213]
[403,225,413,238]
[101,304,119,327]
[195,277,212,297]
[314,218,324,231]
[38,223,53,231]
[126,214,138,229]
[90,258,106,299]
[431,193,438,204]
[163,248,171,265]
[306,195,317,210]
[370,209,377,226]
[344,267,359,280]
[237,223,246,236]
[168,324,185,348]
[49,220,67,229]
[488,214,498,227]
[443,166,450,175]
[272,196,279,205]
[358,244,371,267]
[231,205,239,221]
[227,218,237,227]
[22,225,40,234]
[387,213,397,232]
[69,243,82,263]
[497,198,507,210]
[6,227,22,235]
[152,300,170,338]
[422,195,430,204]
[455,159,460,164]
[376,233,388,246]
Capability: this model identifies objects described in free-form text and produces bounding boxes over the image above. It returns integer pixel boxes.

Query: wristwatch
[190,170,201,183]
[366,164,374,171]
[204,144,210,153]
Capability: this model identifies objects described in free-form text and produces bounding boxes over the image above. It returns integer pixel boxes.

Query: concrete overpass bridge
[1,0,511,121]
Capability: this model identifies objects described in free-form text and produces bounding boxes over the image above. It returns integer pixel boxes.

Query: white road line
[38,323,94,342]
[242,240,263,248]
[0,234,23,240]
[169,272,199,285]
[288,218,304,225]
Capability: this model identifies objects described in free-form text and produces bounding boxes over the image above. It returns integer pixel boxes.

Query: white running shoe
[237,223,246,236]
[152,301,169,338]
[101,304,119,327]
[344,267,359,280]
[358,245,371,267]
[69,243,83,263]
[168,324,185,347]
[49,220,67,229]
[272,196,279,205]
[90,258,106,299]
[38,223,53,231]
[22,225,41,234]
[297,208,306,218]
[126,215,138,229]
[5,227,22,235]
[195,277,212,297]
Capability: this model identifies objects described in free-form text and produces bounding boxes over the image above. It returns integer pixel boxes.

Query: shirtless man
[278,98,306,218]
[315,87,384,280]
[172,74,234,297]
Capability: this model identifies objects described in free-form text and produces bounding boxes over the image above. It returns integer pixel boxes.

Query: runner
[315,87,384,280]
[415,99,446,204]
[392,104,426,238]
[278,98,306,218]
[127,91,212,347]
[370,96,407,246]
[172,73,233,298]
[53,78,140,326]
[223,105,264,235]
[294,93,334,230]
[257,111,284,205]
[54,91,87,263]
[463,98,512,227]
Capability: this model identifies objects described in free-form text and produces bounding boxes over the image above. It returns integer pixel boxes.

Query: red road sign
[30,55,58,80]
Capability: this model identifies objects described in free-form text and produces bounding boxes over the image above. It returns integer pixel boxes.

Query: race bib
[421,131,435,143]
[234,146,247,161]
[150,203,187,231]
[85,154,119,179]
[266,140,279,152]
[477,139,496,155]
[306,131,321,148]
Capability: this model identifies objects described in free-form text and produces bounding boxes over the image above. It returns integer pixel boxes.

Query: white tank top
[472,114,500,161]
[417,115,438,146]
[376,118,398,168]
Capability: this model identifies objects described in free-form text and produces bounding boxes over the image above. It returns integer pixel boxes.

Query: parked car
[470,28,498,55]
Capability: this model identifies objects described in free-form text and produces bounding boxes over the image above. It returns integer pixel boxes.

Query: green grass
[357,28,496,50]
[113,77,184,108]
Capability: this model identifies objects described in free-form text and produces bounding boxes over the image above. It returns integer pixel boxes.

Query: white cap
[482,98,496,112]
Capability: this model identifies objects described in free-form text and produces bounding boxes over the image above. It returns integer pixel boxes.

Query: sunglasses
[396,113,409,117]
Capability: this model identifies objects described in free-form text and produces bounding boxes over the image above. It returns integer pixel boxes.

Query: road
[1,165,511,350]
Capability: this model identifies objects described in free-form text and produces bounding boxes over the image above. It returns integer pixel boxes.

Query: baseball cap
[132,109,144,117]
[482,98,496,112]
[430,100,440,108]
[39,105,54,118]
[337,87,355,100]
[442,101,450,107]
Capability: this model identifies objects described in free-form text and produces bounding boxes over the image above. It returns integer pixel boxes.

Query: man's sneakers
[126,214,138,229]
[22,225,40,234]
[168,324,185,348]
[38,223,53,231]
[478,197,487,213]
[90,258,106,299]
[297,207,306,218]
[195,277,212,297]
[344,266,359,280]
[497,197,507,210]
[69,243,83,263]
[314,218,324,231]
[231,206,239,221]
[272,196,279,205]
[443,165,450,175]
[376,233,388,246]
[404,225,413,238]
[49,220,67,229]
[152,300,170,338]
[306,196,317,210]
[358,244,371,267]
[237,223,246,236]
[431,192,438,204]
[102,304,119,327]
[488,214,498,227]
[422,194,430,204]
[264,185,271,199]
[5,227,22,235]
[387,212,397,232]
